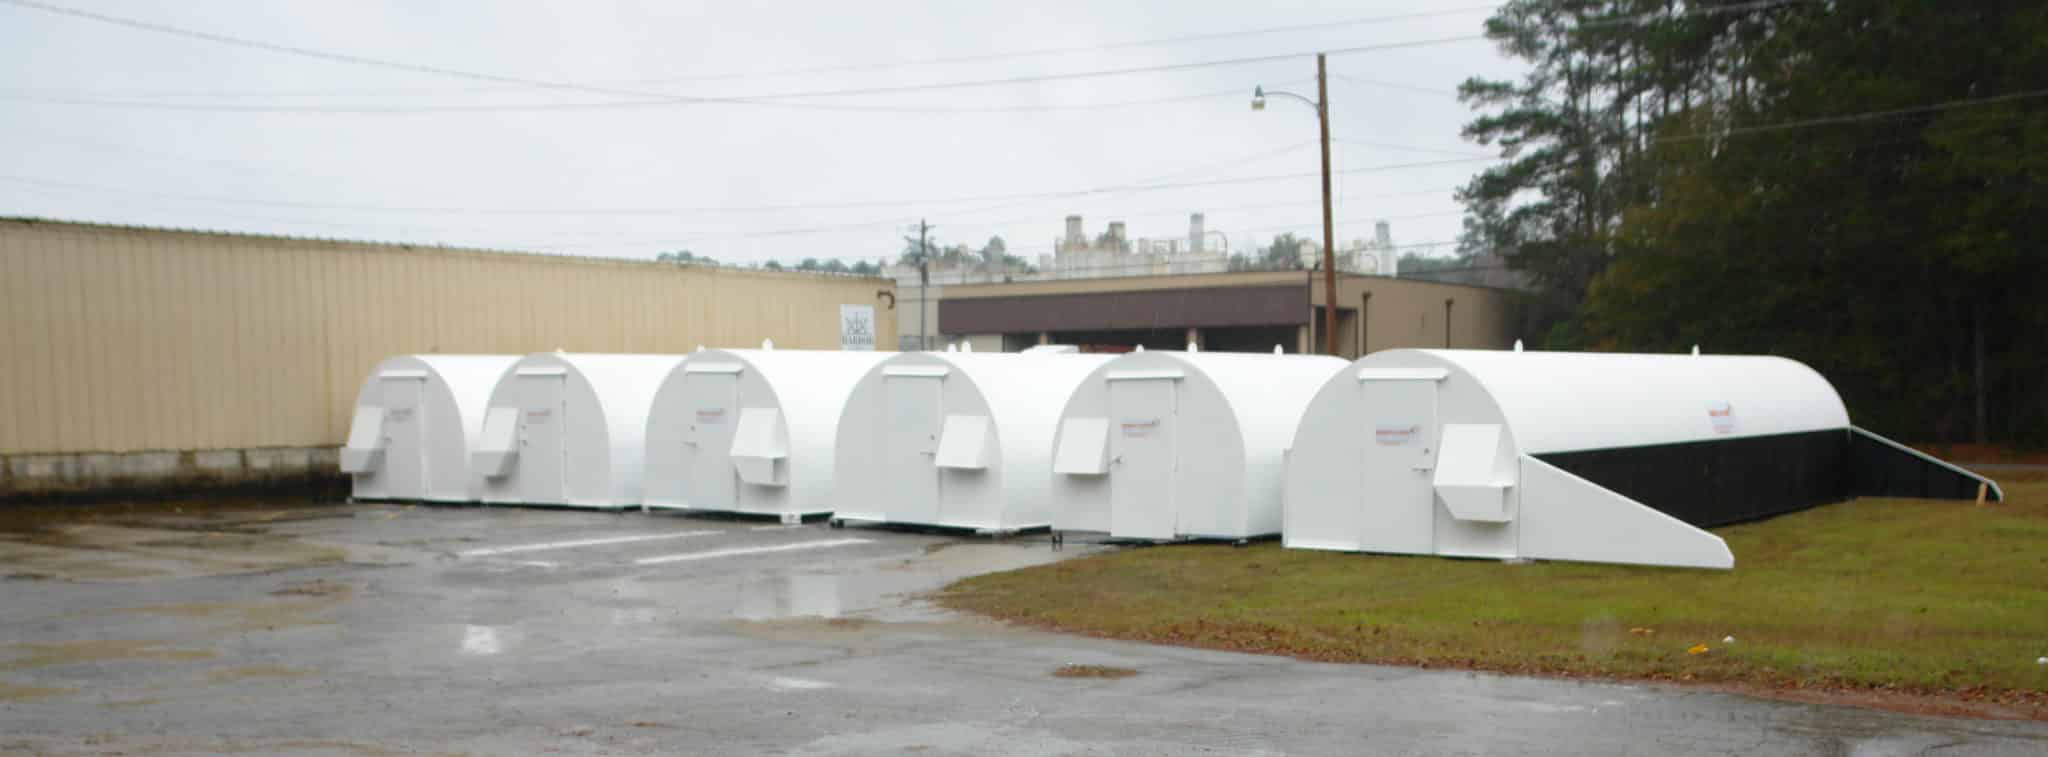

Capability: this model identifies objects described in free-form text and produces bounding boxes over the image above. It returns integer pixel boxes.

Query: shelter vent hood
[339,407,386,473]
[470,407,520,478]
[730,408,789,486]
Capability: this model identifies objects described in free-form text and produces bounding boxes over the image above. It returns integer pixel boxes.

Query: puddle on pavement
[459,624,515,656]
[0,679,73,700]
[0,496,346,535]
[0,497,358,581]
[881,541,1080,576]
[204,664,309,683]
[720,541,1099,625]
[269,579,350,598]
[187,739,458,757]
[0,639,216,672]
[0,542,169,581]
[733,571,846,621]
[1052,664,1141,679]
[120,583,355,632]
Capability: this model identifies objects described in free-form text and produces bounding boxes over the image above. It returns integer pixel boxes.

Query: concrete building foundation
[2,447,343,501]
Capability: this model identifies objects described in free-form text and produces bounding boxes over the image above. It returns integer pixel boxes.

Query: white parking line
[634,538,872,566]
[767,676,836,690]
[459,530,720,557]
[750,524,809,531]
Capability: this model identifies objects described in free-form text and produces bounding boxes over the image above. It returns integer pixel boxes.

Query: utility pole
[917,219,931,351]
[1251,58,1337,355]
[1316,53,1338,357]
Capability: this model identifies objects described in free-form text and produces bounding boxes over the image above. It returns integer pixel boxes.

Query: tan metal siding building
[1,219,895,495]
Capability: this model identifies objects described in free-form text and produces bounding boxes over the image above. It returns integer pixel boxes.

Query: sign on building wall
[840,304,876,351]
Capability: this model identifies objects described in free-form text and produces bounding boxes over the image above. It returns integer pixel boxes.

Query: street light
[1253,54,1339,357]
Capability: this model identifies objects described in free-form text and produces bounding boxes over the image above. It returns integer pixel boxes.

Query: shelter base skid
[829,512,1049,537]
[348,497,483,506]
[479,502,636,512]
[1051,530,1273,549]
[643,502,829,524]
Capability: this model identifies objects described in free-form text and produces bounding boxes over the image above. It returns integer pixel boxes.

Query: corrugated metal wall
[0,219,897,455]
[1348,276,1517,353]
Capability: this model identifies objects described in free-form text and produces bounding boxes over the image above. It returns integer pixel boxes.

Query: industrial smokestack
[1375,220,1398,278]
[1065,215,1086,247]
[1107,221,1127,250]
[1189,213,1206,253]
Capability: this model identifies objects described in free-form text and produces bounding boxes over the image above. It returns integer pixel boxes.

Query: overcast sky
[0,0,1524,267]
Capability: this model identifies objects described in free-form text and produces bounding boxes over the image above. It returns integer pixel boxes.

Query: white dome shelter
[1050,351,1348,541]
[469,352,684,509]
[643,349,888,521]
[341,355,517,502]
[1283,349,2002,569]
[832,351,1113,533]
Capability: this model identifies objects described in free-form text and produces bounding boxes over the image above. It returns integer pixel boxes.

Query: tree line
[656,249,887,275]
[894,234,1036,275]
[1461,0,2046,444]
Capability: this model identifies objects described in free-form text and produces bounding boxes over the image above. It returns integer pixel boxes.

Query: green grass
[939,473,2048,704]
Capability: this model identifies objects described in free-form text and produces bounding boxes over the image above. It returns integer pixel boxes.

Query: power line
[0,0,1814,116]
[1327,73,1459,99]
[1334,138,1493,158]
[0,190,1471,263]
[0,154,1490,219]
[929,189,1469,240]
[513,83,2048,247]
[12,84,2033,232]
[0,140,1474,248]
[575,6,1498,87]
[526,189,1473,252]
[0,138,1330,259]
[0,6,1497,99]
[1575,0,1815,29]
[0,124,1311,217]
[573,143,1340,246]
[0,0,1488,112]
[506,157,1497,247]
[1648,88,2048,146]
[0,79,1315,115]
[1463,86,2048,169]
[0,131,1340,245]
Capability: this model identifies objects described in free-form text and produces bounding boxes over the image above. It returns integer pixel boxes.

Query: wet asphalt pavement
[1,501,2044,755]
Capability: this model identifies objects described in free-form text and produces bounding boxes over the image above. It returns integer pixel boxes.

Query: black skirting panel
[1536,430,1850,528]
[1535,429,1995,529]
[1846,428,1999,502]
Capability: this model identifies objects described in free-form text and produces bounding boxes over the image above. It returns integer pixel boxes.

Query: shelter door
[379,376,427,499]
[1109,378,1177,540]
[687,373,740,509]
[1357,379,1438,553]
[517,375,567,503]
[884,376,943,523]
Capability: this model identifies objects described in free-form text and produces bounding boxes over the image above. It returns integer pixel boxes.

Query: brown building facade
[934,270,1520,357]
